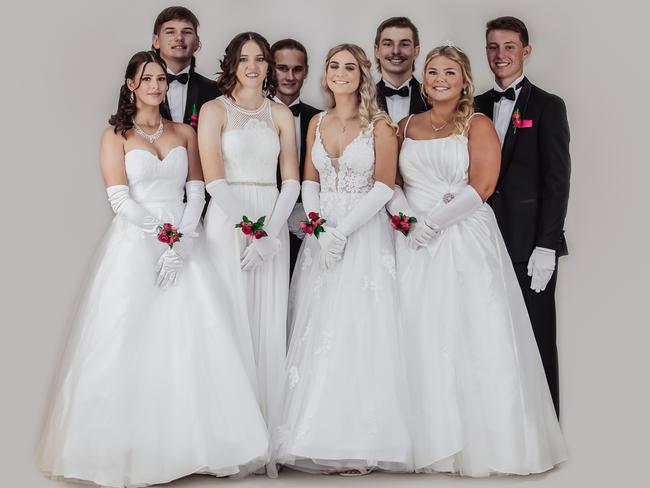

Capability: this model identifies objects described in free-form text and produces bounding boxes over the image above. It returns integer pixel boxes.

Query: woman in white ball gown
[198,34,300,478]
[387,44,568,477]
[37,51,269,488]
[274,43,412,475]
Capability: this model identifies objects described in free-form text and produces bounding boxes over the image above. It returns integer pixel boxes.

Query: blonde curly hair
[421,45,475,135]
[321,43,396,132]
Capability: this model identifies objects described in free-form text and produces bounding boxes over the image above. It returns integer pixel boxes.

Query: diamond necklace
[132,118,164,143]
[429,111,449,132]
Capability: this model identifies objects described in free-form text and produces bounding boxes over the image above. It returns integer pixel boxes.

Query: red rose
[390,214,402,230]
[254,230,266,239]
[241,221,253,235]
[308,211,320,220]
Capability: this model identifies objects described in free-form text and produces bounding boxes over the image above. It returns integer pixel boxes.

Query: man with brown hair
[374,16,427,123]
[152,6,219,128]
[474,16,571,416]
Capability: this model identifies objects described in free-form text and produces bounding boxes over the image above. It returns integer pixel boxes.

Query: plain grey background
[2,0,648,487]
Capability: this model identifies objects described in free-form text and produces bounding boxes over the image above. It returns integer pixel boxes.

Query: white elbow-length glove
[154,181,206,288]
[527,247,556,292]
[240,179,300,272]
[301,180,345,270]
[387,185,438,249]
[106,184,159,234]
[408,185,483,249]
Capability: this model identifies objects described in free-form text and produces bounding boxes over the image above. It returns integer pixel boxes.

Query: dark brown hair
[486,16,529,46]
[152,6,201,71]
[108,51,172,138]
[217,32,276,98]
[271,38,309,69]
[374,16,420,72]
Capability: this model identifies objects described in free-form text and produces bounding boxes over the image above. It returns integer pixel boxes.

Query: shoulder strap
[403,114,415,138]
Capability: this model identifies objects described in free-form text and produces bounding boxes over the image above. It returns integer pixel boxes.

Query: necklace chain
[133,118,164,144]
[429,111,450,132]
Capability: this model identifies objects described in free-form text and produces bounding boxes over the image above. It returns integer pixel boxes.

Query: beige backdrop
[2,0,648,487]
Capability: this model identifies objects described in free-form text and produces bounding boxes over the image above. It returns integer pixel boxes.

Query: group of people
[37,6,571,488]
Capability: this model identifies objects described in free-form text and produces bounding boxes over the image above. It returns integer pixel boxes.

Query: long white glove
[387,185,438,250]
[172,180,206,261]
[241,179,300,271]
[527,247,556,292]
[205,179,247,225]
[409,184,483,248]
[155,249,183,288]
[106,185,159,234]
[302,180,346,270]
[287,202,307,239]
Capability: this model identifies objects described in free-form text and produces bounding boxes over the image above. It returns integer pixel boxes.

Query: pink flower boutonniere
[190,104,198,129]
[157,223,183,248]
[236,215,267,240]
[300,212,327,238]
[391,212,417,236]
[512,108,533,134]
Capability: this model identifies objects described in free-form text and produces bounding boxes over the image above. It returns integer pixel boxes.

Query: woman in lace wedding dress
[388,45,567,477]
[37,51,269,488]
[274,44,412,475]
[198,33,300,476]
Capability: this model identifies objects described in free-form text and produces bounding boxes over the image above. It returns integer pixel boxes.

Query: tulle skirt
[38,204,269,488]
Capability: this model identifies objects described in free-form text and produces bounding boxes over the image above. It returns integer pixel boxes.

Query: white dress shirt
[167,66,191,123]
[274,96,301,159]
[383,78,411,124]
[493,73,525,146]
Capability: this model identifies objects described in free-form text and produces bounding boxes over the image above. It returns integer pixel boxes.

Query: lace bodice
[124,146,187,205]
[219,96,280,185]
[312,112,376,194]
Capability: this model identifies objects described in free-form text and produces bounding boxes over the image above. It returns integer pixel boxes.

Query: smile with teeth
[245,73,260,78]
[433,86,449,91]
[333,80,349,84]
[495,61,510,67]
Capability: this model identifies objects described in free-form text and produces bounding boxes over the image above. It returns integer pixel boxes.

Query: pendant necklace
[133,118,164,143]
[430,112,449,132]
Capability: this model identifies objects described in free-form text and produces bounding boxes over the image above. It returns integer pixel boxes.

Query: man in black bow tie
[374,17,428,123]
[270,39,321,276]
[474,16,571,417]
[152,6,219,127]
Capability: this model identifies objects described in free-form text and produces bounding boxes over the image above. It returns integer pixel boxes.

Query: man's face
[486,29,531,83]
[374,26,420,78]
[274,48,308,102]
[152,19,200,67]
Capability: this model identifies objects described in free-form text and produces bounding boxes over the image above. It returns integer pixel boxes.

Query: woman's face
[127,62,168,107]
[235,40,268,90]
[423,55,465,104]
[326,49,361,96]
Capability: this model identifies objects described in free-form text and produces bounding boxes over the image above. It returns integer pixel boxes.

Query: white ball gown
[396,121,568,476]
[38,146,269,488]
[203,96,289,438]
[274,113,413,473]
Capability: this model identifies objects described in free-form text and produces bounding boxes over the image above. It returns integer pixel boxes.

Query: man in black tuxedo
[474,16,570,416]
[374,17,428,123]
[152,6,220,128]
[271,39,321,276]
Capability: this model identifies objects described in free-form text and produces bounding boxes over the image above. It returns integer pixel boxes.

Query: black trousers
[288,232,302,279]
[513,262,560,418]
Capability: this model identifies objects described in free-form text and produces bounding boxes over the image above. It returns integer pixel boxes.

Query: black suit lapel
[297,102,308,165]
[376,80,388,112]
[409,77,427,115]
[475,92,494,120]
[184,71,200,125]
[499,77,532,183]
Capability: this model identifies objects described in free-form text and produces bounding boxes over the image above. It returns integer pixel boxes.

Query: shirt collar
[167,65,191,76]
[493,73,525,93]
[383,77,411,91]
[272,96,301,109]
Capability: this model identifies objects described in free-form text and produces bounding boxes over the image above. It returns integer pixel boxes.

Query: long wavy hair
[109,51,172,138]
[321,43,395,132]
[421,45,475,135]
[217,32,276,98]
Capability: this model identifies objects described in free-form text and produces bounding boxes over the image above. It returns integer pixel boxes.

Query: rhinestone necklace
[132,118,164,143]
[429,111,450,132]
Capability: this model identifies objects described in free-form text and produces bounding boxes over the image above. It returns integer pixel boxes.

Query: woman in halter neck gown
[388,45,567,477]
[198,33,300,476]
[37,51,269,488]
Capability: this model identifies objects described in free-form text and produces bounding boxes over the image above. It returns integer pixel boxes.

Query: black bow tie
[491,80,525,102]
[382,84,410,98]
[289,103,301,117]
[167,72,189,85]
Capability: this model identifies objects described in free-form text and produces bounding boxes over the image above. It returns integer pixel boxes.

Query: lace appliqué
[361,276,380,302]
[381,250,396,279]
[288,366,300,389]
[315,330,333,355]
[300,247,313,271]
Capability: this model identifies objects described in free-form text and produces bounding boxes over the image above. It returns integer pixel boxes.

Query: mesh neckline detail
[221,95,269,114]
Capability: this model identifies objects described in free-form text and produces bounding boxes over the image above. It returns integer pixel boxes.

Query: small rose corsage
[157,223,183,248]
[391,212,417,236]
[300,212,327,238]
[190,104,199,129]
[512,108,533,134]
[236,215,267,240]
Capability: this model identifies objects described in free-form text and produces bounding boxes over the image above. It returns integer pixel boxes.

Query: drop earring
[130,91,134,103]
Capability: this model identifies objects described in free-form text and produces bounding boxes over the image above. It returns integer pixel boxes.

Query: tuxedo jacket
[183,70,220,128]
[475,77,570,263]
[276,101,322,192]
[376,76,428,121]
